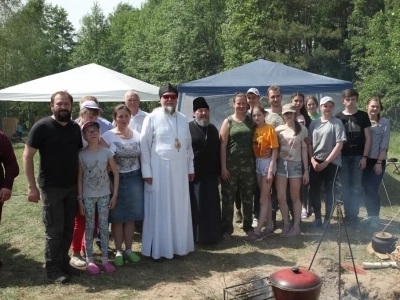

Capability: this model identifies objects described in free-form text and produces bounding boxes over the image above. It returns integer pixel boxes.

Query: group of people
[0,83,389,284]
[218,86,389,242]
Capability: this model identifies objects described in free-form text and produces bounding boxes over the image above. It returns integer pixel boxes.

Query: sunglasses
[162,94,177,100]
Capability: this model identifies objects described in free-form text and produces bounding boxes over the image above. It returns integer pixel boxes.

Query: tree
[43,4,75,73]
[70,2,111,67]
[350,0,400,127]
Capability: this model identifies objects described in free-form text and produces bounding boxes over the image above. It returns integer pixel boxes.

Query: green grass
[1,134,400,299]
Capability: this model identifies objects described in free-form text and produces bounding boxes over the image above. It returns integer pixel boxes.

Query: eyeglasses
[162,94,177,100]
[84,130,99,136]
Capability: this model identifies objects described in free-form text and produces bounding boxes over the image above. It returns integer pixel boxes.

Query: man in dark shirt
[335,88,371,228]
[0,131,19,269]
[23,91,82,284]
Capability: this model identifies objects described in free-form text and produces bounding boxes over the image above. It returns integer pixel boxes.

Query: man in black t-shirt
[23,91,82,284]
[335,88,371,228]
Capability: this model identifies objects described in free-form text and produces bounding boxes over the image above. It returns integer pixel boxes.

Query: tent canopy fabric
[177,59,352,129]
[0,64,159,102]
[178,59,352,95]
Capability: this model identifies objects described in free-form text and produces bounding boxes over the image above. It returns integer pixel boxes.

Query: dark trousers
[41,185,77,274]
[309,160,340,220]
[362,159,386,217]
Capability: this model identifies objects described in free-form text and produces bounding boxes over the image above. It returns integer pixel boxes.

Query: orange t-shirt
[253,124,279,158]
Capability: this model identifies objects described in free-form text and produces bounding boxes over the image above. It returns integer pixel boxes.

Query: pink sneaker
[103,262,116,273]
[86,263,101,275]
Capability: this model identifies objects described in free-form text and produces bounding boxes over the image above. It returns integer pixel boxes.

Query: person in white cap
[78,96,114,134]
[308,96,346,228]
[275,103,309,238]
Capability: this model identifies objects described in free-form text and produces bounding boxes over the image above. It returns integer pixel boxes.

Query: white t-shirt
[102,130,141,173]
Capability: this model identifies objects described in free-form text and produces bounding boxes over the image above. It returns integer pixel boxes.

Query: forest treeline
[1,0,400,128]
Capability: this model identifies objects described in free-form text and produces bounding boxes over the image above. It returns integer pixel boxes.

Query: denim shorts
[276,159,303,178]
[255,158,273,176]
[109,169,144,223]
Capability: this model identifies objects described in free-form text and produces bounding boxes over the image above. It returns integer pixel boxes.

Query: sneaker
[360,217,372,225]
[301,210,308,219]
[370,216,380,228]
[280,224,291,237]
[86,263,101,275]
[70,256,86,267]
[47,270,70,284]
[252,218,259,228]
[114,255,123,267]
[349,219,359,230]
[103,262,116,273]
[286,226,301,237]
[234,210,243,223]
[312,219,322,227]
[126,252,141,263]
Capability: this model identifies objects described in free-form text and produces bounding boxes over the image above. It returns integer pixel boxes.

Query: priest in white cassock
[140,83,195,261]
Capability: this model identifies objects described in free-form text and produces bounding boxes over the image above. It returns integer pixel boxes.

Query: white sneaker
[252,218,258,228]
[370,216,380,228]
[70,256,86,267]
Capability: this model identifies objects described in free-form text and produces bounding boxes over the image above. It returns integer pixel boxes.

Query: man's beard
[163,105,176,114]
[195,116,210,127]
[54,110,72,122]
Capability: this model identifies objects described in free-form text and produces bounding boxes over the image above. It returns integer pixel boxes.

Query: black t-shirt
[335,110,371,156]
[26,117,83,189]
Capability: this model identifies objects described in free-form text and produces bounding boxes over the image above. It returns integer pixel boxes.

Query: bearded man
[140,83,195,261]
[23,91,82,283]
[189,97,222,243]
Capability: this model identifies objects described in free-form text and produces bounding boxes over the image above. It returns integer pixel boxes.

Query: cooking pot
[269,267,322,300]
[372,232,396,254]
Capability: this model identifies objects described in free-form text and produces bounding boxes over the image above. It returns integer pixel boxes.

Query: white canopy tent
[0,64,159,102]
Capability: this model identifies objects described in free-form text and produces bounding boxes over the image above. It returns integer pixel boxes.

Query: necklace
[163,112,181,151]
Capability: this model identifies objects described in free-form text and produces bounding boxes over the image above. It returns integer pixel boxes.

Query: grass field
[1,134,400,299]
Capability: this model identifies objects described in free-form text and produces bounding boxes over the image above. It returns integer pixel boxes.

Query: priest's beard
[163,105,176,115]
[53,110,72,122]
[195,116,210,127]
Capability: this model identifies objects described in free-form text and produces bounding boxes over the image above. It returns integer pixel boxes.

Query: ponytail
[294,120,302,136]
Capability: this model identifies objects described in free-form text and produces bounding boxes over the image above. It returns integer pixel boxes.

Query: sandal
[244,232,262,242]
[286,226,301,238]
[260,227,275,239]
[280,224,291,237]
[86,263,101,275]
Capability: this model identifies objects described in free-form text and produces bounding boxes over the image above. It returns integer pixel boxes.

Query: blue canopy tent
[178,59,353,128]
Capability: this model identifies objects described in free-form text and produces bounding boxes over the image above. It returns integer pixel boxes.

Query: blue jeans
[362,159,386,217]
[340,156,363,219]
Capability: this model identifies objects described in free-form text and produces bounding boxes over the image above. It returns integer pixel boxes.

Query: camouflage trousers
[221,157,256,234]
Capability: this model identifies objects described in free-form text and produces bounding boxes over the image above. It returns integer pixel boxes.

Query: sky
[46,0,146,30]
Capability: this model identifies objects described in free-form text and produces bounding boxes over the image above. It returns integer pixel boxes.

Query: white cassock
[140,109,195,259]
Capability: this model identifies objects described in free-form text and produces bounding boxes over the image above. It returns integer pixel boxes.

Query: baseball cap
[246,88,260,96]
[320,96,334,105]
[282,103,296,114]
[80,100,103,112]
[82,121,100,132]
